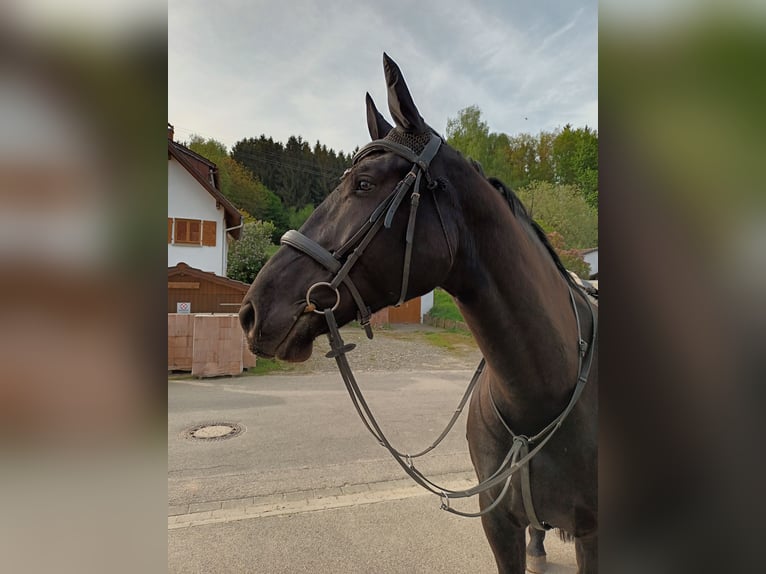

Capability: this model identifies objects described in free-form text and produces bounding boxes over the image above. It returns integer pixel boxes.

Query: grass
[168,358,293,379]
[427,288,464,322]
[241,357,294,376]
[422,329,476,351]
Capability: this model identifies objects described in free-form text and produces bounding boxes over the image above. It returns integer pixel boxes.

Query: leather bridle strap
[281,230,374,338]
[353,135,441,306]
[279,130,600,522]
[280,133,442,338]
[318,280,597,519]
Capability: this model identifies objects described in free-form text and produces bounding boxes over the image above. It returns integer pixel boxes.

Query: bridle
[278,131,597,524]
[281,132,444,339]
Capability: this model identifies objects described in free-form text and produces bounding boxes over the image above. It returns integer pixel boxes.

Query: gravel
[283,324,482,374]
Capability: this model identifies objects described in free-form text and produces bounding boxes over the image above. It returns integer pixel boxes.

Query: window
[174,218,201,244]
[172,218,216,246]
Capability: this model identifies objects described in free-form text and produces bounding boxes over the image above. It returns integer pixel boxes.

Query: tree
[446,105,490,159]
[231,134,350,213]
[288,204,315,230]
[227,220,276,284]
[516,181,597,249]
[261,193,290,242]
[186,135,282,223]
[505,132,538,189]
[552,125,598,209]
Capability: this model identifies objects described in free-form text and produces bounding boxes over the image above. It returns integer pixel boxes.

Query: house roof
[168,137,242,239]
[577,247,598,256]
[168,262,251,292]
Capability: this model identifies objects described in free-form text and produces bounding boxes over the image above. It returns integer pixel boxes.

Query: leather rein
[279,133,597,523]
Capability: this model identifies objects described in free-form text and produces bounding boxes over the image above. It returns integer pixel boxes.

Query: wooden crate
[167,313,256,376]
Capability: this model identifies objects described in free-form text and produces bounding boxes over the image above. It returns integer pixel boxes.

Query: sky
[168,0,597,155]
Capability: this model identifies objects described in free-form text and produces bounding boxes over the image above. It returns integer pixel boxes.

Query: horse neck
[442,178,580,429]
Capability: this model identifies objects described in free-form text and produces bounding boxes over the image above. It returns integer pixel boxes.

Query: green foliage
[186,135,285,227]
[231,135,351,213]
[552,124,598,209]
[516,181,597,249]
[423,330,475,349]
[445,107,598,209]
[545,231,591,278]
[427,289,464,322]
[288,204,315,230]
[242,358,293,375]
[446,106,515,185]
[261,193,290,242]
[226,220,276,284]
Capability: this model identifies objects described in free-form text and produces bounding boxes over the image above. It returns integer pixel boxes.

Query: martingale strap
[320,284,596,519]
[279,129,598,522]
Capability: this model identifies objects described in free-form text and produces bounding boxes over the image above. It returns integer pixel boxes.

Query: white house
[580,247,598,279]
[168,123,242,276]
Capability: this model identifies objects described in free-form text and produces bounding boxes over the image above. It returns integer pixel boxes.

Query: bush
[427,289,464,322]
[546,231,591,278]
[516,181,597,250]
[227,220,276,284]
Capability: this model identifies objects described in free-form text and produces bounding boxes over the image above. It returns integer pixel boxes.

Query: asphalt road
[168,369,577,573]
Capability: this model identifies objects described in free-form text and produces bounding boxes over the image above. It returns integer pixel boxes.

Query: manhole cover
[184,422,244,441]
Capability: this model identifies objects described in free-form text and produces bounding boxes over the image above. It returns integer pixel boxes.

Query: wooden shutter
[189,220,201,244]
[168,218,173,243]
[174,219,188,242]
[173,218,204,244]
[202,220,217,246]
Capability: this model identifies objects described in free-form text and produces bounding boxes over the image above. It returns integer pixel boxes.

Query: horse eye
[355,180,374,194]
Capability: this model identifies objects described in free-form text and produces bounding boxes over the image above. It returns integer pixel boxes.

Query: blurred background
[599,1,765,571]
[0,0,763,572]
[0,2,166,573]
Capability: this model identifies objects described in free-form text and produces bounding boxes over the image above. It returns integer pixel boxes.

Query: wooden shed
[168,262,250,314]
[370,297,422,326]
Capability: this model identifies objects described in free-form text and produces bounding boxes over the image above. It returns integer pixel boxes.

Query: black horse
[240,54,597,573]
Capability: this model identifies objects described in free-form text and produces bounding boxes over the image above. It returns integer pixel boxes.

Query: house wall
[167,276,249,314]
[168,157,228,275]
[420,290,434,319]
[583,250,598,277]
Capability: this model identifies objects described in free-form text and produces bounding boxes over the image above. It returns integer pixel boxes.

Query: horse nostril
[239,300,255,334]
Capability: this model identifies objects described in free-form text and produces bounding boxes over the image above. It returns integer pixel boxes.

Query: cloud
[168,0,597,152]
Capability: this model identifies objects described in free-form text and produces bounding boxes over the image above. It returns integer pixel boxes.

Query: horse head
[239,54,461,361]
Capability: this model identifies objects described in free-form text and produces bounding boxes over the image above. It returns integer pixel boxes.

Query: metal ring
[305,282,341,314]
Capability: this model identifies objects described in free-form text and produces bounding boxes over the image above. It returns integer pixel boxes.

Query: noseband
[278,132,597,523]
[280,132,442,339]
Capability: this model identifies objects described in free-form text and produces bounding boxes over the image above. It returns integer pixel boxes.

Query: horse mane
[477,169,576,288]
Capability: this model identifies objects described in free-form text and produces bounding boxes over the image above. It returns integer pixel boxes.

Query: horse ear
[383,53,427,133]
[365,92,393,140]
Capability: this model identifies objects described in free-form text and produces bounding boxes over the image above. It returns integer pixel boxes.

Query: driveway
[168,326,577,572]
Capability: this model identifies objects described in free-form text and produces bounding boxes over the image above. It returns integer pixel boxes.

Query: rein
[279,133,597,523]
